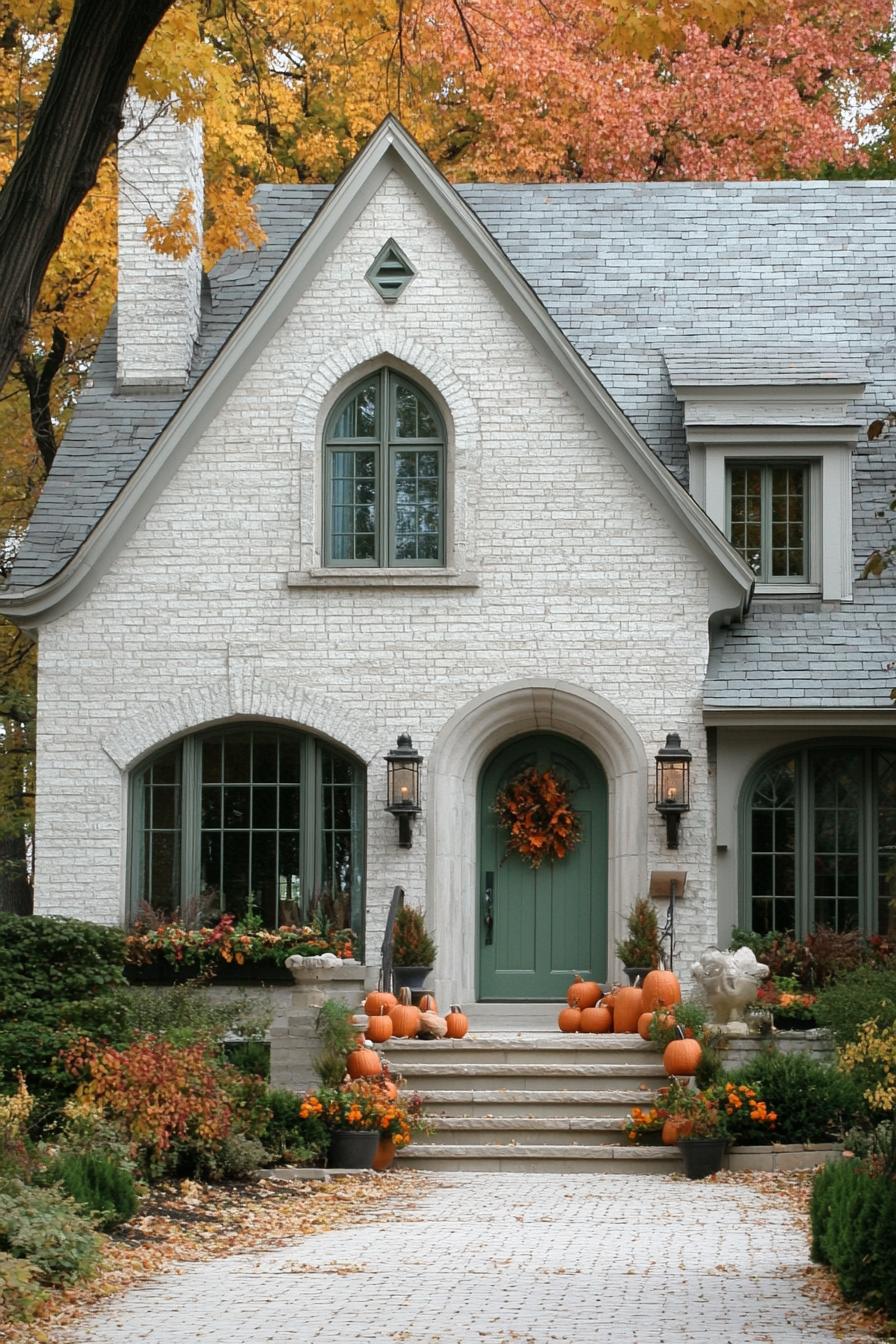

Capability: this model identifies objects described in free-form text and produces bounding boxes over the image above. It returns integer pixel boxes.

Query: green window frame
[726,461,809,582]
[129,726,365,939]
[740,742,896,939]
[324,368,445,567]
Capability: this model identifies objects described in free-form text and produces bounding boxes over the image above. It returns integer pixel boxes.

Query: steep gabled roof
[0,116,753,627]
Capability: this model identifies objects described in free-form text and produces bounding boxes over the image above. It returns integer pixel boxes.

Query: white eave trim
[0,116,754,628]
[704,706,896,727]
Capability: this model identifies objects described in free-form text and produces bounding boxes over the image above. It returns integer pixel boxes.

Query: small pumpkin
[566,974,601,1010]
[366,1007,393,1044]
[613,986,643,1033]
[663,1033,702,1077]
[364,989,397,1017]
[418,993,438,1013]
[558,1005,582,1033]
[346,1045,382,1080]
[418,1010,448,1039]
[640,970,682,1014]
[445,1005,469,1039]
[579,1005,612,1033]
[389,986,422,1038]
[637,1011,654,1041]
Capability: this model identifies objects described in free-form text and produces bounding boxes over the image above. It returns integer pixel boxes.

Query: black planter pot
[622,966,652,987]
[678,1138,728,1179]
[392,965,432,995]
[327,1129,380,1169]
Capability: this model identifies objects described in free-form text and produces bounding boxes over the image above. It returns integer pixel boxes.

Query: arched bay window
[324,368,444,566]
[743,742,896,938]
[130,727,364,932]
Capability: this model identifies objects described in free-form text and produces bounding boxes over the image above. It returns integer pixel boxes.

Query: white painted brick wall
[116,96,203,389]
[36,171,718,984]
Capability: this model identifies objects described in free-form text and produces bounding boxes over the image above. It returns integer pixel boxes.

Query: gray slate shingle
[8,179,896,710]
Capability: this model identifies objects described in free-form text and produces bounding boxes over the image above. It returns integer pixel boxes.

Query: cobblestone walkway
[63,1173,869,1344]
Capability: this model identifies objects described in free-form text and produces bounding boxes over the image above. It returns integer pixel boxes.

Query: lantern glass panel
[389,760,419,810]
[658,760,689,809]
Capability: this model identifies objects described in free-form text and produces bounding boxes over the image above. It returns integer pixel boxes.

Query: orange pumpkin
[445,1005,469,1039]
[558,1005,582,1033]
[566,974,601,1009]
[613,986,643,1033]
[364,990,397,1016]
[366,1007,393,1044]
[637,1012,654,1041]
[640,970,682,1014]
[418,994,438,1013]
[389,986,422,1039]
[346,1045,382,1079]
[579,1005,612,1033]
[663,1036,702,1077]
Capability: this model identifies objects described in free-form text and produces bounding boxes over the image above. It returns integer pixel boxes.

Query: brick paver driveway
[63,1172,868,1344]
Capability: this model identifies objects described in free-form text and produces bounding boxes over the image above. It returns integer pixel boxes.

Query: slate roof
[7,177,896,710]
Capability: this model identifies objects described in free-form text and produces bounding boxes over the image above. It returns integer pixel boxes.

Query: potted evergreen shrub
[391,905,436,995]
[615,896,663,985]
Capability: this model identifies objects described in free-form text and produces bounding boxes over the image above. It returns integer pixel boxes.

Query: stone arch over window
[740,740,896,938]
[129,723,365,933]
[290,338,479,576]
[427,680,648,1006]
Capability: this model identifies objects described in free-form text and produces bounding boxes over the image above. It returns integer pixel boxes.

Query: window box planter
[125,957,294,987]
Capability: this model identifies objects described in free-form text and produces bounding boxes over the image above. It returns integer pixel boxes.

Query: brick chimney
[116,95,204,391]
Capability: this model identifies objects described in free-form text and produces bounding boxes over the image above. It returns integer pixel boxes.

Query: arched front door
[478,732,608,1000]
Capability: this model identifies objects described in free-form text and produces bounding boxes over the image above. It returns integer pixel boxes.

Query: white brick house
[2,106,895,1007]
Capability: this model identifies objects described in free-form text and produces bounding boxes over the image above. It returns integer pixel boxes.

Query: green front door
[478,732,608,1001]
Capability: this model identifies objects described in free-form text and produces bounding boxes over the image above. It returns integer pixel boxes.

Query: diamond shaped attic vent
[366,240,416,303]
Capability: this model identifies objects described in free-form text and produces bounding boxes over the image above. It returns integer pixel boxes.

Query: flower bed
[125,914,356,982]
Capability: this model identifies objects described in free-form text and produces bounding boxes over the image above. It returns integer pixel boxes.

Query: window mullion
[180,737,201,913]
[799,749,812,939]
[864,747,876,935]
[381,368,389,565]
[300,736,318,921]
[761,466,772,582]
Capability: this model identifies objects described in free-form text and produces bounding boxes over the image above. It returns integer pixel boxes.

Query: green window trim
[726,460,809,583]
[324,368,445,568]
[129,726,365,941]
[739,741,896,939]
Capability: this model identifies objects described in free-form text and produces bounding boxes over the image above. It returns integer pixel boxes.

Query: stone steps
[381,1031,681,1173]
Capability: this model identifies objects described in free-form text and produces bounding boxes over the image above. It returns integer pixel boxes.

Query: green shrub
[392,905,436,968]
[0,915,130,1119]
[40,1153,139,1229]
[814,965,896,1046]
[811,1160,896,1319]
[191,1133,267,1182]
[260,1088,327,1166]
[223,1039,271,1079]
[119,981,271,1050]
[0,1250,46,1320]
[313,999,356,1087]
[0,1179,101,1285]
[731,1050,862,1144]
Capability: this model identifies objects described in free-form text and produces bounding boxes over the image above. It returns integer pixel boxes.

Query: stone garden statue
[691,946,770,1024]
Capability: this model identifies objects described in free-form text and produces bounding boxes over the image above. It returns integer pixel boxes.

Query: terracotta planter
[372,1137,396,1171]
[662,1117,693,1146]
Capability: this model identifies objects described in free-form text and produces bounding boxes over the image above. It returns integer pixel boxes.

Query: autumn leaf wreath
[493,766,583,869]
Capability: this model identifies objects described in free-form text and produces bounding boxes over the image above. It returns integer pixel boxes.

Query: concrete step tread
[385,1033,654,1051]
[417,1089,654,1105]
[396,1142,678,1162]
[389,1062,667,1078]
[429,1115,625,1132]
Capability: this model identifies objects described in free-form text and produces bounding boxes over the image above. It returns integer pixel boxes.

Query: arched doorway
[478,732,608,1000]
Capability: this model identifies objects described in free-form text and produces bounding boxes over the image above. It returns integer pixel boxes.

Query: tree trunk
[0,0,173,390]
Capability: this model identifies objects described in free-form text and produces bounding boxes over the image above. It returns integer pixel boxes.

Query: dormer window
[726,461,809,583]
[667,349,865,602]
[324,369,444,567]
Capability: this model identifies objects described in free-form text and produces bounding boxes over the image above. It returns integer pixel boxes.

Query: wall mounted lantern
[655,732,691,849]
[385,733,422,848]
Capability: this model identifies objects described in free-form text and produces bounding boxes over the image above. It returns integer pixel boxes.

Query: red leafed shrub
[61,1035,250,1173]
